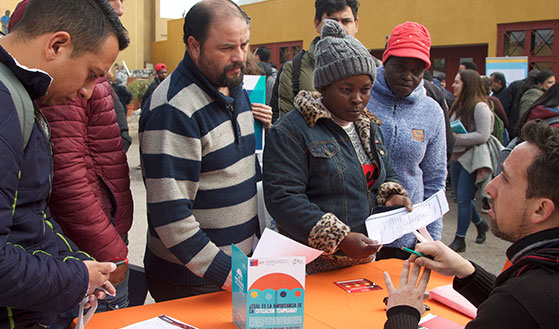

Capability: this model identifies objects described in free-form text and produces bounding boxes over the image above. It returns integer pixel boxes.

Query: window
[250,41,303,68]
[497,20,559,74]
[503,31,525,56]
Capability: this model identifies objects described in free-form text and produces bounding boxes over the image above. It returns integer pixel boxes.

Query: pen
[401,247,433,260]
[94,286,116,297]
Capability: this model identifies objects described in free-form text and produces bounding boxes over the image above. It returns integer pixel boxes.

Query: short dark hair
[433,71,445,81]
[490,72,506,86]
[255,46,271,62]
[534,70,554,85]
[480,75,491,96]
[460,60,477,71]
[423,70,433,82]
[315,0,359,22]
[183,0,250,47]
[521,120,559,207]
[12,0,129,56]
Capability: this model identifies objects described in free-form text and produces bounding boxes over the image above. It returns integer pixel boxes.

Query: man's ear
[354,17,359,33]
[530,198,556,225]
[314,18,322,34]
[44,31,72,61]
[187,36,201,62]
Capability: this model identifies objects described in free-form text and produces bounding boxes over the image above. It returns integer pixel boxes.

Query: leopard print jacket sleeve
[308,212,350,255]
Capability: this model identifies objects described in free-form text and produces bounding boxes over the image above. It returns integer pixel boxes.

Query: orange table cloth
[79,259,471,328]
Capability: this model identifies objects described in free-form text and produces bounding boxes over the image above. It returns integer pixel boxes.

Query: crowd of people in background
[1,0,558,328]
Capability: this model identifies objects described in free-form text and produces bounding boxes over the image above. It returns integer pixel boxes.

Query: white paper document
[252,228,323,264]
[121,315,198,329]
[365,189,449,244]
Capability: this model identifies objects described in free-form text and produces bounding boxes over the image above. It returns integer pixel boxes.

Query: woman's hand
[338,232,380,259]
[385,194,413,211]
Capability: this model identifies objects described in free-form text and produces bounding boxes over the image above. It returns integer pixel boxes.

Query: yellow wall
[155,0,171,42]
[243,0,317,48]
[1,0,22,22]
[116,0,149,70]
[4,0,559,72]
[244,0,559,58]
[151,0,559,73]
[151,18,185,73]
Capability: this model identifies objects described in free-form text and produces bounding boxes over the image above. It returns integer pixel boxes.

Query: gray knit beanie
[314,19,376,90]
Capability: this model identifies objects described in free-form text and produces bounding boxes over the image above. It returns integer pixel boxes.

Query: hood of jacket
[372,66,426,107]
[294,89,382,128]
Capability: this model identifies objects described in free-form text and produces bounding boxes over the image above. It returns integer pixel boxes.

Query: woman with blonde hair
[448,69,492,252]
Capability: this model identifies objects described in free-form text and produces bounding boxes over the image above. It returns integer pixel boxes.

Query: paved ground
[125,114,510,304]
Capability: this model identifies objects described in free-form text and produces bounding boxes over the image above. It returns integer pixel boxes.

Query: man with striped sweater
[139,0,259,301]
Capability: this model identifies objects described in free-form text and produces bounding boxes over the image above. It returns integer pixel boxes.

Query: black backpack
[270,49,306,123]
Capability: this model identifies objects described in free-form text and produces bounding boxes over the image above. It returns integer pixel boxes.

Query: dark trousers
[146,272,222,302]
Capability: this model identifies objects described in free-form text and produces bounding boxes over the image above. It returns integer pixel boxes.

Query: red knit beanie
[382,21,431,69]
[7,0,30,33]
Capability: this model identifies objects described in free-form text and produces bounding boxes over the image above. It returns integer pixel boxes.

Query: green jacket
[278,37,319,117]
[518,87,544,122]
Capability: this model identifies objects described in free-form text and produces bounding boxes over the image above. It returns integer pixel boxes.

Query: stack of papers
[121,315,198,329]
[429,284,477,318]
[419,313,464,329]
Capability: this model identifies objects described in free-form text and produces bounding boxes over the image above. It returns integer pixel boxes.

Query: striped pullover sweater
[139,51,259,289]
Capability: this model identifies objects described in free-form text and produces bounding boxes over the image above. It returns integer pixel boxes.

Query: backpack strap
[291,49,306,96]
[269,49,307,123]
[0,61,34,149]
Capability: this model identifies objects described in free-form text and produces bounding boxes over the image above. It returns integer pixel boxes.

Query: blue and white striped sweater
[139,52,258,288]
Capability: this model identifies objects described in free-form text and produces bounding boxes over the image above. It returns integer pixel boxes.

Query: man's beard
[199,55,245,88]
[490,207,530,243]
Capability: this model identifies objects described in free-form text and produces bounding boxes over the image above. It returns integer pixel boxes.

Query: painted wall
[151,18,185,73]
[3,0,559,71]
[151,0,559,72]
[116,0,148,70]
[244,0,559,58]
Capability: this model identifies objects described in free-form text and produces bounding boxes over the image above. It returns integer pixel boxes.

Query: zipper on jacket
[336,122,371,214]
[392,104,398,139]
[35,107,54,202]
[227,103,242,144]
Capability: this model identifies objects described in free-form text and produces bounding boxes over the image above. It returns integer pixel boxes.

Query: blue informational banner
[485,57,529,87]
[244,75,266,152]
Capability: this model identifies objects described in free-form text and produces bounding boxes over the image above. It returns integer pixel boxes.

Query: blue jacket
[0,46,92,327]
[263,91,408,273]
[367,66,447,246]
[139,51,259,289]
